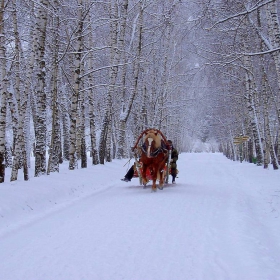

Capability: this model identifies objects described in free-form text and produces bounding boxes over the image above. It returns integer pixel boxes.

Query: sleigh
[132,161,178,183]
[131,128,172,190]
[132,161,169,185]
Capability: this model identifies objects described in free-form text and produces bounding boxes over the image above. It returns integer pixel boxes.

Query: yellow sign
[233,135,249,144]
[242,136,249,141]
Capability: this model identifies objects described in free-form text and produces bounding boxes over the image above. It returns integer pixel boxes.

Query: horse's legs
[151,179,157,191]
[142,165,148,186]
[151,168,157,191]
[157,161,166,190]
[158,170,164,190]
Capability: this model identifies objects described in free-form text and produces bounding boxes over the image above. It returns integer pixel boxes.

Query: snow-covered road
[0,153,279,280]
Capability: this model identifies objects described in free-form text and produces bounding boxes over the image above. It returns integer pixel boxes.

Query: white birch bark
[243,18,263,166]
[80,62,87,168]
[277,130,280,164]
[47,2,61,174]
[116,0,145,159]
[116,0,129,159]
[7,90,18,157]
[21,0,35,173]
[263,79,278,169]
[244,70,263,165]
[157,5,173,131]
[75,102,82,161]
[87,25,99,165]
[265,1,280,129]
[69,0,84,170]
[99,0,119,164]
[257,7,279,170]
[33,0,49,177]
[10,0,29,181]
[0,0,8,183]
[61,88,70,161]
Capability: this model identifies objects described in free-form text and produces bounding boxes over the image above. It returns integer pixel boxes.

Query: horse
[139,129,168,191]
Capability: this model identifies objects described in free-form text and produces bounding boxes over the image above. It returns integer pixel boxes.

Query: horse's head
[144,129,162,158]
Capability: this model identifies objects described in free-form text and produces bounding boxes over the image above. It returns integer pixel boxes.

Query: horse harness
[141,137,167,158]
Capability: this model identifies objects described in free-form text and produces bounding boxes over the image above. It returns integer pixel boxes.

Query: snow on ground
[0,153,279,280]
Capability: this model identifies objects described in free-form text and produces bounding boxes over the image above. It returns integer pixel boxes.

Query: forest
[0,0,279,183]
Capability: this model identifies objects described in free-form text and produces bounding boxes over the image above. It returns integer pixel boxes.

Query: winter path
[0,153,279,280]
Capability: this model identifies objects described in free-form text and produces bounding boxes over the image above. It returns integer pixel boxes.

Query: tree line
[0,0,194,183]
[0,0,279,183]
[197,0,280,169]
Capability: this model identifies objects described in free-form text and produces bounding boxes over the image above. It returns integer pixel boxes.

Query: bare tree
[47,0,62,174]
[0,0,7,183]
[87,28,99,165]
[33,0,49,177]
[99,0,119,164]
[9,0,28,181]
[69,0,84,170]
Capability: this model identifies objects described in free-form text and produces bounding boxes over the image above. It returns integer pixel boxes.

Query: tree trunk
[116,0,129,159]
[87,10,99,165]
[262,64,278,170]
[242,18,263,166]
[99,0,118,164]
[80,67,87,168]
[69,0,84,170]
[0,0,7,183]
[22,0,36,174]
[116,0,144,158]
[61,89,70,161]
[266,1,280,131]
[88,77,99,165]
[276,130,280,164]
[47,4,61,174]
[33,0,49,177]
[10,0,29,181]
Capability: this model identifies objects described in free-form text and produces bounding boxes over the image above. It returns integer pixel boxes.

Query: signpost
[233,136,249,143]
[233,135,250,162]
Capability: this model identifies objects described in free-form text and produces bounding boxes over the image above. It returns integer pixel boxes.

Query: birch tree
[258,7,279,170]
[0,0,7,183]
[265,0,280,164]
[99,0,119,164]
[33,0,49,177]
[116,0,145,159]
[47,0,61,174]
[79,64,87,168]
[10,0,29,181]
[69,0,84,170]
[196,0,280,166]
[87,27,99,165]
[116,0,129,159]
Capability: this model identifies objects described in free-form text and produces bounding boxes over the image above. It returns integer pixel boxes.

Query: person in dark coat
[167,140,178,184]
[121,164,135,182]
